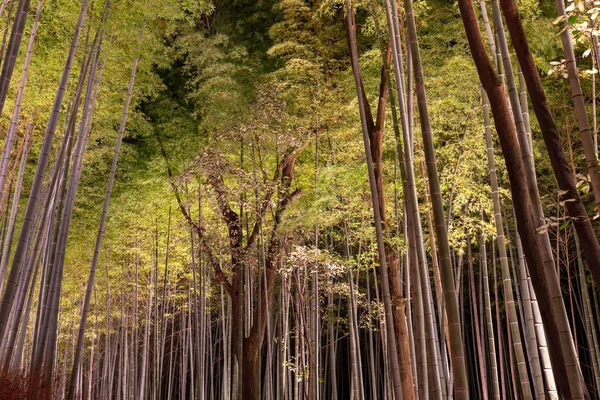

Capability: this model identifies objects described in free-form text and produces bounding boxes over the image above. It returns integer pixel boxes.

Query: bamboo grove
[0,0,599,399]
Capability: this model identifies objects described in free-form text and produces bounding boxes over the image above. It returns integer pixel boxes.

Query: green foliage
[7,0,593,345]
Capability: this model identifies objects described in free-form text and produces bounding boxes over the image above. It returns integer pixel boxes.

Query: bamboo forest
[2,0,600,399]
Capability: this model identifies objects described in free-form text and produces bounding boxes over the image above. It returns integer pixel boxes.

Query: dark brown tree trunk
[499,0,600,293]
[457,0,587,397]
[163,137,298,400]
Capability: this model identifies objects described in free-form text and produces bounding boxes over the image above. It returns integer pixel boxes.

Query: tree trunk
[0,0,88,345]
[457,0,587,397]
[343,1,406,398]
[400,0,469,395]
[499,0,600,294]
[66,22,144,400]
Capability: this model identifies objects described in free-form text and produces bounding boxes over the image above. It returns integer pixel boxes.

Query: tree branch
[157,133,233,294]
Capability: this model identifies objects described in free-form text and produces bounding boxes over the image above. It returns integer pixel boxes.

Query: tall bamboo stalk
[0,0,89,345]
[457,1,587,397]
[481,86,532,399]
[344,2,404,398]
[398,0,468,396]
[66,21,144,400]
